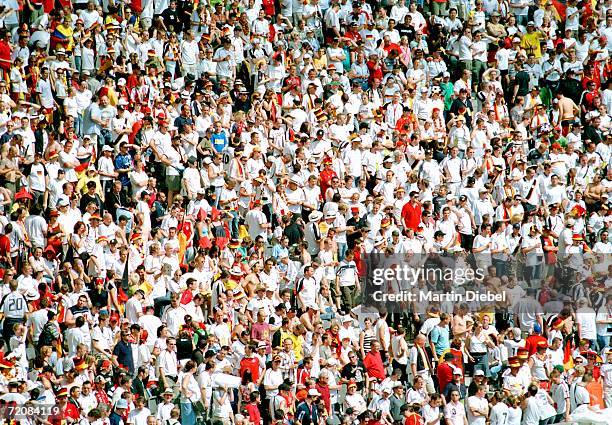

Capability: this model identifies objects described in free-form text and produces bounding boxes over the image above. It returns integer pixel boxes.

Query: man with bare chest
[585,173,606,212]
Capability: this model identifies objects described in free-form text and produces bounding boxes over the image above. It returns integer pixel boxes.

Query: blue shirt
[83,103,100,136]
[430,325,451,355]
[112,340,134,375]
[210,131,228,153]
[272,244,289,260]
[114,154,133,186]
[296,401,319,425]
[109,412,124,425]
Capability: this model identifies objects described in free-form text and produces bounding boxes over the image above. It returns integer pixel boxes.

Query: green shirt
[441,81,454,111]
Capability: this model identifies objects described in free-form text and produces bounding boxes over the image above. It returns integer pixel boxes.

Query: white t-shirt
[180,40,199,65]
[466,395,488,425]
[0,291,27,319]
[263,368,283,398]
[245,209,267,240]
[490,402,509,425]
[36,78,54,109]
[444,401,467,425]
[125,297,143,324]
[523,397,540,425]
[576,307,597,340]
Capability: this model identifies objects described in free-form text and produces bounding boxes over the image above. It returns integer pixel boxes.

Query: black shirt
[583,125,603,145]
[347,216,367,248]
[89,288,108,308]
[559,79,583,105]
[112,340,134,374]
[514,71,530,97]
[341,361,366,390]
[176,336,193,360]
[396,23,416,42]
[80,192,104,213]
[449,98,473,128]
[161,7,182,32]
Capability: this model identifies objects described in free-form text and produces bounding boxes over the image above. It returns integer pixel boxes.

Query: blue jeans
[100,128,113,146]
[228,210,239,239]
[472,352,490,377]
[74,114,83,137]
[337,242,348,262]
[181,402,196,425]
[515,14,528,26]
[490,362,503,380]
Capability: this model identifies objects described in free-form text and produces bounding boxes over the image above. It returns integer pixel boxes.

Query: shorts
[166,175,181,192]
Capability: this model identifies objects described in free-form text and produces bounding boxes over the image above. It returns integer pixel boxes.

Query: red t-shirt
[244,403,261,424]
[363,351,386,380]
[251,322,271,350]
[180,288,193,305]
[404,413,424,425]
[366,60,384,83]
[316,383,331,414]
[0,234,10,259]
[240,357,260,382]
[401,201,422,231]
[319,168,337,200]
[524,334,547,357]
[437,362,454,394]
[65,403,80,421]
[0,40,11,72]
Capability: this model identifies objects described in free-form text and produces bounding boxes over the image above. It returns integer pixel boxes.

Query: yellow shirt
[288,332,305,363]
[521,32,544,58]
[313,56,328,72]
[277,329,292,349]
[76,175,103,198]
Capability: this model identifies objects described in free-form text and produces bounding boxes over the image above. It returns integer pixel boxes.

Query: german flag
[563,336,574,371]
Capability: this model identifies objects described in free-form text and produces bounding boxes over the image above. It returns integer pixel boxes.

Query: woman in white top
[468,320,495,377]
[129,159,149,199]
[179,360,203,425]
[69,221,88,258]
[527,342,551,382]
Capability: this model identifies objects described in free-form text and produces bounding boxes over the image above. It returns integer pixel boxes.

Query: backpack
[37,322,58,349]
